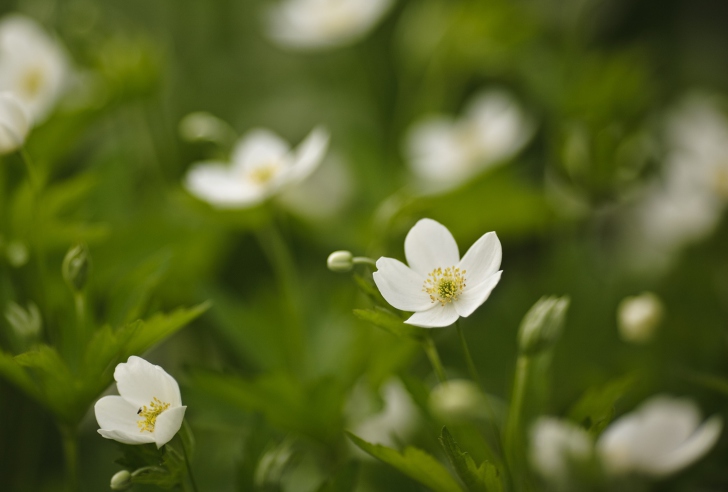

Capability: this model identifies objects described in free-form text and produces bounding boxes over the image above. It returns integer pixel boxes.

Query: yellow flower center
[249,163,279,185]
[21,67,45,98]
[423,266,466,306]
[137,397,170,433]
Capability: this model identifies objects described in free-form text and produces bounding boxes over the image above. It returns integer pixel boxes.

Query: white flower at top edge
[405,90,534,194]
[265,0,393,51]
[184,126,329,209]
[0,92,30,154]
[373,218,502,328]
[0,14,70,124]
[597,395,722,478]
[95,356,186,448]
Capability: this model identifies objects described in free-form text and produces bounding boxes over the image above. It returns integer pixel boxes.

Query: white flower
[373,218,502,328]
[405,90,533,194]
[184,126,329,209]
[265,0,393,51]
[530,417,593,486]
[0,14,70,123]
[597,395,722,478]
[95,356,187,448]
[0,91,29,154]
[617,292,663,344]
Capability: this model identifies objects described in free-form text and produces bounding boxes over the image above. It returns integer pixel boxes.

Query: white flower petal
[184,162,266,208]
[457,231,502,287]
[0,92,29,154]
[655,415,723,476]
[405,302,459,328]
[406,117,471,189]
[287,126,329,185]
[98,428,156,445]
[153,405,187,448]
[404,219,460,275]
[95,395,143,437]
[115,356,181,409]
[231,128,290,173]
[454,271,502,318]
[373,257,433,312]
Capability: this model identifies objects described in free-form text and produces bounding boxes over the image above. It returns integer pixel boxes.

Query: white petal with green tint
[404,219,459,276]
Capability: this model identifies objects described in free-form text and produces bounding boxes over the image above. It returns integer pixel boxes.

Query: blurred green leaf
[353,308,426,341]
[316,462,359,492]
[439,427,502,492]
[568,374,636,436]
[346,432,463,492]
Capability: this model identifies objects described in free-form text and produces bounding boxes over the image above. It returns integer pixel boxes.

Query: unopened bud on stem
[327,250,353,272]
[617,292,663,344]
[110,470,132,490]
[62,243,90,292]
[518,296,570,356]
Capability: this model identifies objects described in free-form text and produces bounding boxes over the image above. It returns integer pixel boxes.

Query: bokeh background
[1,0,728,490]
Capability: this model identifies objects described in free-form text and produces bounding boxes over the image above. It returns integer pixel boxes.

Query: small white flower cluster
[530,395,723,486]
[0,14,70,154]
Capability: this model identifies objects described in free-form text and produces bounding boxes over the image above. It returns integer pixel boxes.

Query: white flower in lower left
[95,356,186,448]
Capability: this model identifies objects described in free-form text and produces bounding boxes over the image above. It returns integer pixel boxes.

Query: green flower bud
[518,296,570,356]
[110,470,132,490]
[327,250,354,272]
[179,112,232,144]
[429,379,497,423]
[62,243,91,292]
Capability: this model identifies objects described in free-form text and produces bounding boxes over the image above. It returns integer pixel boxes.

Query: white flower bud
[110,470,132,490]
[518,296,570,356]
[429,379,493,423]
[4,301,42,338]
[327,250,354,272]
[617,292,663,344]
[179,112,231,144]
[62,243,90,292]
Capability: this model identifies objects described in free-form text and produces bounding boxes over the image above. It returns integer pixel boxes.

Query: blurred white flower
[184,126,329,209]
[95,356,187,448]
[373,218,502,328]
[0,91,29,154]
[265,0,393,51]
[0,14,70,123]
[617,292,663,344]
[530,417,593,486]
[597,395,722,478]
[405,90,534,194]
[429,379,502,423]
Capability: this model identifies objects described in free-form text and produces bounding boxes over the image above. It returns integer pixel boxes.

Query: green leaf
[316,462,359,492]
[0,350,44,405]
[353,308,427,341]
[439,427,502,492]
[116,443,186,490]
[568,374,636,436]
[346,432,463,492]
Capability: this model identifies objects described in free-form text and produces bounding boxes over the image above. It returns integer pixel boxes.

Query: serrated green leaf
[568,374,636,436]
[346,432,463,492]
[353,308,426,341]
[439,427,502,492]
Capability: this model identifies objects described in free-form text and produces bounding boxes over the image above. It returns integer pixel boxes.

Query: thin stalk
[421,334,447,384]
[505,354,531,487]
[352,256,377,269]
[455,320,481,386]
[60,426,78,492]
[179,434,200,492]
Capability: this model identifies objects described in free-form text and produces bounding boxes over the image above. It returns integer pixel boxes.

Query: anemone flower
[95,356,186,448]
[373,218,502,328]
[184,126,329,209]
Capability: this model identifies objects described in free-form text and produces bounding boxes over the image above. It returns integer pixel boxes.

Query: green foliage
[316,462,359,492]
[568,374,637,436]
[439,427,503,492]
[353,307,427,341]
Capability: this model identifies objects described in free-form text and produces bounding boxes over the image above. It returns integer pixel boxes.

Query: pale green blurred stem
[455,320,481,386]
[255,221,306,373]
[352,256,377,268]
[74,291,86,345]
[505,354,531,483]
[422,334,447,384]
[20,148,40,191]
[179,433,199,492]
[60,426,78,492]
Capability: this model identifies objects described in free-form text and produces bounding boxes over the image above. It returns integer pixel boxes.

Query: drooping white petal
[405,302,459,328]
[373,257,433,312]
[231,129,290,173]
[404,218,460,276]
[184,162,266,208]
[114,356,182,409]
[98,428,156,445]
[530,417,593,485]
[457,231,502,287]
[0,92,29,154]
[287,126,330,185]
[95,395,144,437]
[656,415,723,476]
[454,271,502,318]
[153,405,187,448]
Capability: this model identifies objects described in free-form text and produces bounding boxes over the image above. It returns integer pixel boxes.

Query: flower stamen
[137,397,170,433]
[249,163,279,184]
[423,266,466,306]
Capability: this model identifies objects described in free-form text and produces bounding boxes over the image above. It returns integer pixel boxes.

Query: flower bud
[5,301,42,338]
[179,112,231,144]
[518,296,570,356]
[0,92,30,155]
[110,470,132,490]
[429,379,493,423]
[5,240,29,267]
[62,243,90,292]
[327,250,354,272]
[617,292,663,344]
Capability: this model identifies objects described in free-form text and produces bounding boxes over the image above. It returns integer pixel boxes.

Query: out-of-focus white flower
[617,292,663,344]
[0,14,70,123]
[530,417,593,486]
[429,379,501,423]
[597,395,722,478]
[373,218,502,328]
[265,0,393,51]
[95,356,187,448]
[0,91,29,153]
[184,126,329,209]
[406,90,534,194]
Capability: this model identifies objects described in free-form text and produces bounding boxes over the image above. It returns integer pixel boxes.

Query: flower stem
[505,354,531,484]
[352,256,377,268]
[455,320,481,386]
[422,334,447,384]
[179,433,200,492]
[60,426,78,492]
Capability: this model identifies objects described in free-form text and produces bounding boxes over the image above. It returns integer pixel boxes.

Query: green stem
[421,334,447,384]
[179,433,200,492]
[60,426,78,492]
[352,256,377,268]
[505,355,531,486]
[455,320,481,386]
[20,148,40,192]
